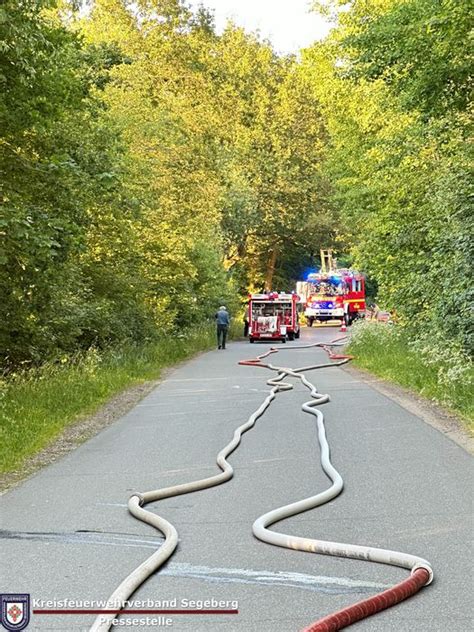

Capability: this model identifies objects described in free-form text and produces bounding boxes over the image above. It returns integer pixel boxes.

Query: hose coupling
[129,492,145,507]
[411,562,434,585]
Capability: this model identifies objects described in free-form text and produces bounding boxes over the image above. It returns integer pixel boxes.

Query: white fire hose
[90,339,432,632]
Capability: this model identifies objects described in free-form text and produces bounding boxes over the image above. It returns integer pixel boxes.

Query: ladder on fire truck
[320,248,337,273]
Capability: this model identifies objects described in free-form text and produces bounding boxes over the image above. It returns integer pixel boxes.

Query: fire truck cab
[248,292,300,343]
[302,271,366,326]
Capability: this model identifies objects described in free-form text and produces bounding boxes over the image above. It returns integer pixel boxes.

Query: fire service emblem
[0,595,30,631]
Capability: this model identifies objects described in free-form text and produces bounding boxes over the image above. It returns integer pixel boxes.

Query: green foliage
[0,323,233,473]
[1,0,146,365]
[1,0,471,470]
[305,0,473,357]
[5,0,468,386]
[340,0,473,116]
[349,320,473,426]
[1,0,331,369]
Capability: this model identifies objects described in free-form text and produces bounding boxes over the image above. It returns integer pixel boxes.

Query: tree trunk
[264,248,278,291]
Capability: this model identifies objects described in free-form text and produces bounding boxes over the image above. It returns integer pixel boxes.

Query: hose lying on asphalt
[302,566,431,632]
[90,337,432,632]
[241,340,433,631]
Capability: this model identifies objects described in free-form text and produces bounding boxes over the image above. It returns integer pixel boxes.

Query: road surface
[1,327,472,631]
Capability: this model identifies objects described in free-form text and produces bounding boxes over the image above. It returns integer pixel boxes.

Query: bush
[349,320,473,425]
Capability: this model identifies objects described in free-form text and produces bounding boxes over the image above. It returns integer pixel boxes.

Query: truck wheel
[295,330,300,339]
[307,318,313,327]
[249,337,255,343]
[282,337,286,343]
[288,331,295,341]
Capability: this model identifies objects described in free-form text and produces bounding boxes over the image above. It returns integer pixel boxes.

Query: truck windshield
[310,281,343,296]
[252,302,292,318]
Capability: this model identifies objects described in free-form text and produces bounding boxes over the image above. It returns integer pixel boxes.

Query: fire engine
[248,292,300,343]
[296,250,366,327]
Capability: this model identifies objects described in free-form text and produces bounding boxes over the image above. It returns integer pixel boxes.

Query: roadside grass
[0,321,242,474]
[348,321,474,430]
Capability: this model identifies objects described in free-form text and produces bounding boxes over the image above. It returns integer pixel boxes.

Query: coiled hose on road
[90,338,432,632]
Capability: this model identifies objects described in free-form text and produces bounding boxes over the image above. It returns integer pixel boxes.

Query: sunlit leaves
[307,0,473,354]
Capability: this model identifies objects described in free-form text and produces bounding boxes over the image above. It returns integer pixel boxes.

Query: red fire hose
[302,567,430,632]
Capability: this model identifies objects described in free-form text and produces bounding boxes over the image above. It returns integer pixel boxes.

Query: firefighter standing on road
[215,305,230,350]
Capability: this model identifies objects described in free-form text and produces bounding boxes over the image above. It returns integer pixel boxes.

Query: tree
[1,0,136,364]
[304,0,473,354]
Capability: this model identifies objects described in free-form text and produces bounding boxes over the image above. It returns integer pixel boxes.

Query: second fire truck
[296,250,366,327]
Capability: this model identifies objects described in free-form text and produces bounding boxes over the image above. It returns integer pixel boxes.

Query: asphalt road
[1,327,473,632]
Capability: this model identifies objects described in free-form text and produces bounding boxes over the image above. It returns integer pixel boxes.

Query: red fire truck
[248,292,300,343]
[296,250,366,327]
